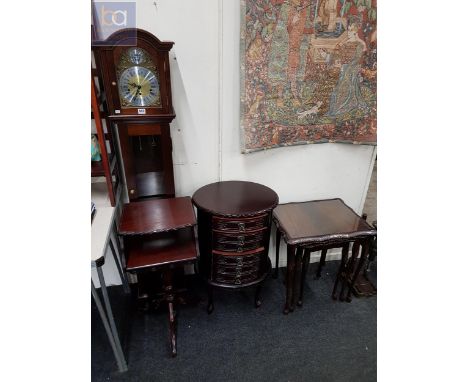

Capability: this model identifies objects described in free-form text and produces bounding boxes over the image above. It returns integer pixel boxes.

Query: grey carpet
[92,260,377,382]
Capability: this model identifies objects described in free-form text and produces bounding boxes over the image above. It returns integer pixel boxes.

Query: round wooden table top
[192,181,279,217]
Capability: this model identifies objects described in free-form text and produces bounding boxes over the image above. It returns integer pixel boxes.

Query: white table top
[91,206,115,265]
[91,181,112,208]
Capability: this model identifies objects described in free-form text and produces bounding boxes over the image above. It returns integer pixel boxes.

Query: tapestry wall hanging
[240,0,377,153]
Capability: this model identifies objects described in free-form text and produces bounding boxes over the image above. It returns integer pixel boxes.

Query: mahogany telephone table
[192,181,278,313]
[118,197,197,357]
[273,198,377,314]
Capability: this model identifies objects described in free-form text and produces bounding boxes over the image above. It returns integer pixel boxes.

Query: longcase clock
[94,28,176,200]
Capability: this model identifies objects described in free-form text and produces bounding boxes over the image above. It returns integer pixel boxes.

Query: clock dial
[118,66,161,107]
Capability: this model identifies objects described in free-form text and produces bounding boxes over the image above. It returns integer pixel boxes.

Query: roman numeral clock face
[117,48,162,108]
[119,66,159,107]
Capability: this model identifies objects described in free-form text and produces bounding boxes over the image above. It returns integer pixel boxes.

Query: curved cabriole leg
[332,243,349,300]
[284,244,295,314]
[365,230,377,275]
[254,283,262,308]
[316,248,327,279]
[207,284,214,314]
[346,240,370,302]
[274,227,281,279]
[298,249,311,307]
[340,241,360,301]
[292,247,303,310]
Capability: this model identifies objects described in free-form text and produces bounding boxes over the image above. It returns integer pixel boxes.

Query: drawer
[212,214,268,233]
[213,252,262,268]
[213,269,259,286]
[212,229,265,252]
[214,262,260,276]
[212,252,263,285]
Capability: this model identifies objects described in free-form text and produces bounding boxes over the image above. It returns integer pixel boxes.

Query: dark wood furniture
[118,197,197,357]
[351,219,377,297]
[273,198,377,314]
[192,181,278,313]
[93,29,176,200]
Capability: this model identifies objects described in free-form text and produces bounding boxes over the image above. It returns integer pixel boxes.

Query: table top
[91,181,112,208]
[192,181,278,217]
[91,206,115,265]
[118,197,196,236]
[125,229,197,271]
[273,198,376,245]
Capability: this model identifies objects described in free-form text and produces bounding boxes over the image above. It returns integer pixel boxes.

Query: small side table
[273,198,376,314]
[118,197,197,357]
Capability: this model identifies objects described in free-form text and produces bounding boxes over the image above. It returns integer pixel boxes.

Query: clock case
[94,29,176,200]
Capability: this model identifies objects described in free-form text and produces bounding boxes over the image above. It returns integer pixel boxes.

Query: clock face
[116,47,162,109]
[118,66,160,107]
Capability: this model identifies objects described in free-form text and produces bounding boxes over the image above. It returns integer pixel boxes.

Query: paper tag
[115,110,121,114]
[138,109,146,115]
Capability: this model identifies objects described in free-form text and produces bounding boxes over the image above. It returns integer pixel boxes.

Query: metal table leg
[95,267,128,372]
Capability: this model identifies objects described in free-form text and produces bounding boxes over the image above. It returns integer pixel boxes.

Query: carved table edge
[272,216,376,247]
[191,201,279,219]
[118,222,197,236]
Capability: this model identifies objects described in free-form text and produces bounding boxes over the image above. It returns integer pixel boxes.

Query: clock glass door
[131,134,165,197]
[116,47,162,109]
[119,123,175,200]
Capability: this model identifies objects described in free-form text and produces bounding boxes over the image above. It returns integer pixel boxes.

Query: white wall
[137,0,221,196]
[97,0,376,285]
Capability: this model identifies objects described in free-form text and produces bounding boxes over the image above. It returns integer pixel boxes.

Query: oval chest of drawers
[192,181,278,312]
